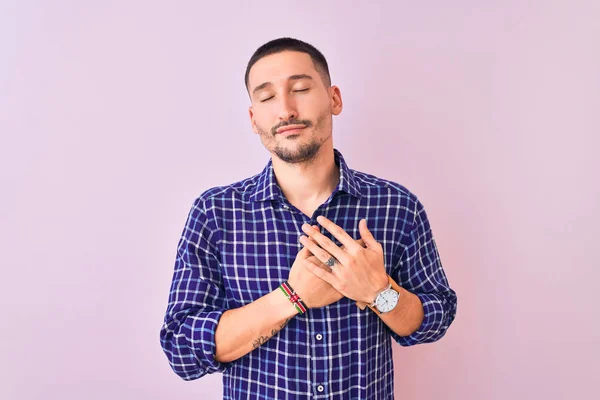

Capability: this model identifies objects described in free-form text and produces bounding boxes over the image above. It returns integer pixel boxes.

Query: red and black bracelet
[279,281,307,314]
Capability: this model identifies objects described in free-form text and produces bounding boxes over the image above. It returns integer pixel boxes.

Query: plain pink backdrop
[2,1,599,399]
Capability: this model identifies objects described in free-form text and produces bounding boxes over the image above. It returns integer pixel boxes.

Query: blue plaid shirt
[160,148,457,399]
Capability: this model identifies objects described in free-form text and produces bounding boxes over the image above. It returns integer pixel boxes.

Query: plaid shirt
[160,148,457,399]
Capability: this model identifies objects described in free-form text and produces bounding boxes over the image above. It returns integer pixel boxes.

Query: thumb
[358,219,377,248]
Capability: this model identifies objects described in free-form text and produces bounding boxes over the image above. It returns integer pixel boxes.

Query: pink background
[2,1,599,399]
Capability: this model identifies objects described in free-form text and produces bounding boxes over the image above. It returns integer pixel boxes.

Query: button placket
[309,309,328,398]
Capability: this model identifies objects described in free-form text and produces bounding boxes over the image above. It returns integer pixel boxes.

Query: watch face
[376,289,399,313]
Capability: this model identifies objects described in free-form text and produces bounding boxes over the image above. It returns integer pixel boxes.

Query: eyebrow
[252,74,314,95]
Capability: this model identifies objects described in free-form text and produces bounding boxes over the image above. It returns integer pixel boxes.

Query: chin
[273,141,322,164]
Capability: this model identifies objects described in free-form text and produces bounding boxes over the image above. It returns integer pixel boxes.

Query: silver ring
[325,257,337,267]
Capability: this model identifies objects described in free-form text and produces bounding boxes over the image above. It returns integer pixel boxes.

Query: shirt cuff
[189,309,230,373]
[393,292,451,347]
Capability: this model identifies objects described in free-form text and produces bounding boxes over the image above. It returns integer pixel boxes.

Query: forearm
[378,282,424,336]
[214,287,299,363]
[355,275,424,336]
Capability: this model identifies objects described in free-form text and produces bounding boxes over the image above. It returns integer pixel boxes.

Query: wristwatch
[368,275,400,314]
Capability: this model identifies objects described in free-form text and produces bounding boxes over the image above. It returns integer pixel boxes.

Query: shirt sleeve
[389,196,458,347]
[159,197,230,380]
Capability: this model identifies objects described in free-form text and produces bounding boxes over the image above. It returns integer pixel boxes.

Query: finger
[301,224,349,264]
[358,219,378,248]
[299,235,338,266]
[340,238,365,252]
[301,227,320,249]
[296,243,312,259]
[303,259,337,285]
[315,216,363,253]
[306,255,333,273]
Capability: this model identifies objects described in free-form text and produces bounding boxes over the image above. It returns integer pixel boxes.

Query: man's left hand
[298,216,389,305]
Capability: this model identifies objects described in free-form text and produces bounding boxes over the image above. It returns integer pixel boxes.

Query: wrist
[368,275,401,314]
[279,281,308,315]
[270,286,300,319]
[367,274,391,304]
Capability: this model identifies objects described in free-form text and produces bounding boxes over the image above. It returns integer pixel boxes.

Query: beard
[273,138,322,164]
[257,110,330,164]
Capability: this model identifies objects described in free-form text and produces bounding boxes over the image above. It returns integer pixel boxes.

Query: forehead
[248,51,318,88]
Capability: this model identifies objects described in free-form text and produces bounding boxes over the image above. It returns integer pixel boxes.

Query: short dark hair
[244,37,331,91]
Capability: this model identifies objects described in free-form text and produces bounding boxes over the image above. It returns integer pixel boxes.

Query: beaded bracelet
[279,281,307,314]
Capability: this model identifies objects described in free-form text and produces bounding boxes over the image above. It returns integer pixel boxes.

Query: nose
[278,93,298,122]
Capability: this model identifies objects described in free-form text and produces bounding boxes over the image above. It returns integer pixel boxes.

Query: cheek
[313,107,331,130]
[253,114,274,135]
[300,95,330,115]
[253,106,277,126]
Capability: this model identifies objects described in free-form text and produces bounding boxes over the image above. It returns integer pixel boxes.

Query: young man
[160,37,457,399]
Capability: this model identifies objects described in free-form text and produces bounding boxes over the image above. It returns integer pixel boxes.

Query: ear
[329,85,343,116]
[248,106,259,134]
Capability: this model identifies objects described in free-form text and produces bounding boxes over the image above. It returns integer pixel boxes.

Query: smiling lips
[276,125,306,135]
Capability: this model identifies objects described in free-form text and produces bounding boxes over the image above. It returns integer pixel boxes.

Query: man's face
[247,51,342,164]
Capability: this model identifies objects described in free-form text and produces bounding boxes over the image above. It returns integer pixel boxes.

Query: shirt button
[282,204,290,210]
[317,385,324,393]
[316,333,323,341]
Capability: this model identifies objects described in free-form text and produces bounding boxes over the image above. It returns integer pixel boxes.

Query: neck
[271,142,340,206]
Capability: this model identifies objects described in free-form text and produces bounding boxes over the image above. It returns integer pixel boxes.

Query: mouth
[276,125,306,135]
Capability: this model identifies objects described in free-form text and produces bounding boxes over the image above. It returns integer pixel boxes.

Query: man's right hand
[288,231,343,308]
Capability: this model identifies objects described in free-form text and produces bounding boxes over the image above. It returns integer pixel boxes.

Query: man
[160,37,457,399]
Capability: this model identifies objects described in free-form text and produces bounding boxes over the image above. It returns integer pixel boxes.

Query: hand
[299,216,389,304]
[305,235,371,310]
[287,226,344,309]
[304,227,372,308]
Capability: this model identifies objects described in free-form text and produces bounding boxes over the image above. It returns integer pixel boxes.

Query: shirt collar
[249,148,362,202]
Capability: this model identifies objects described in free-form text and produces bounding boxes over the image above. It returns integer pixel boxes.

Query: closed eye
[260,88,308,102]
